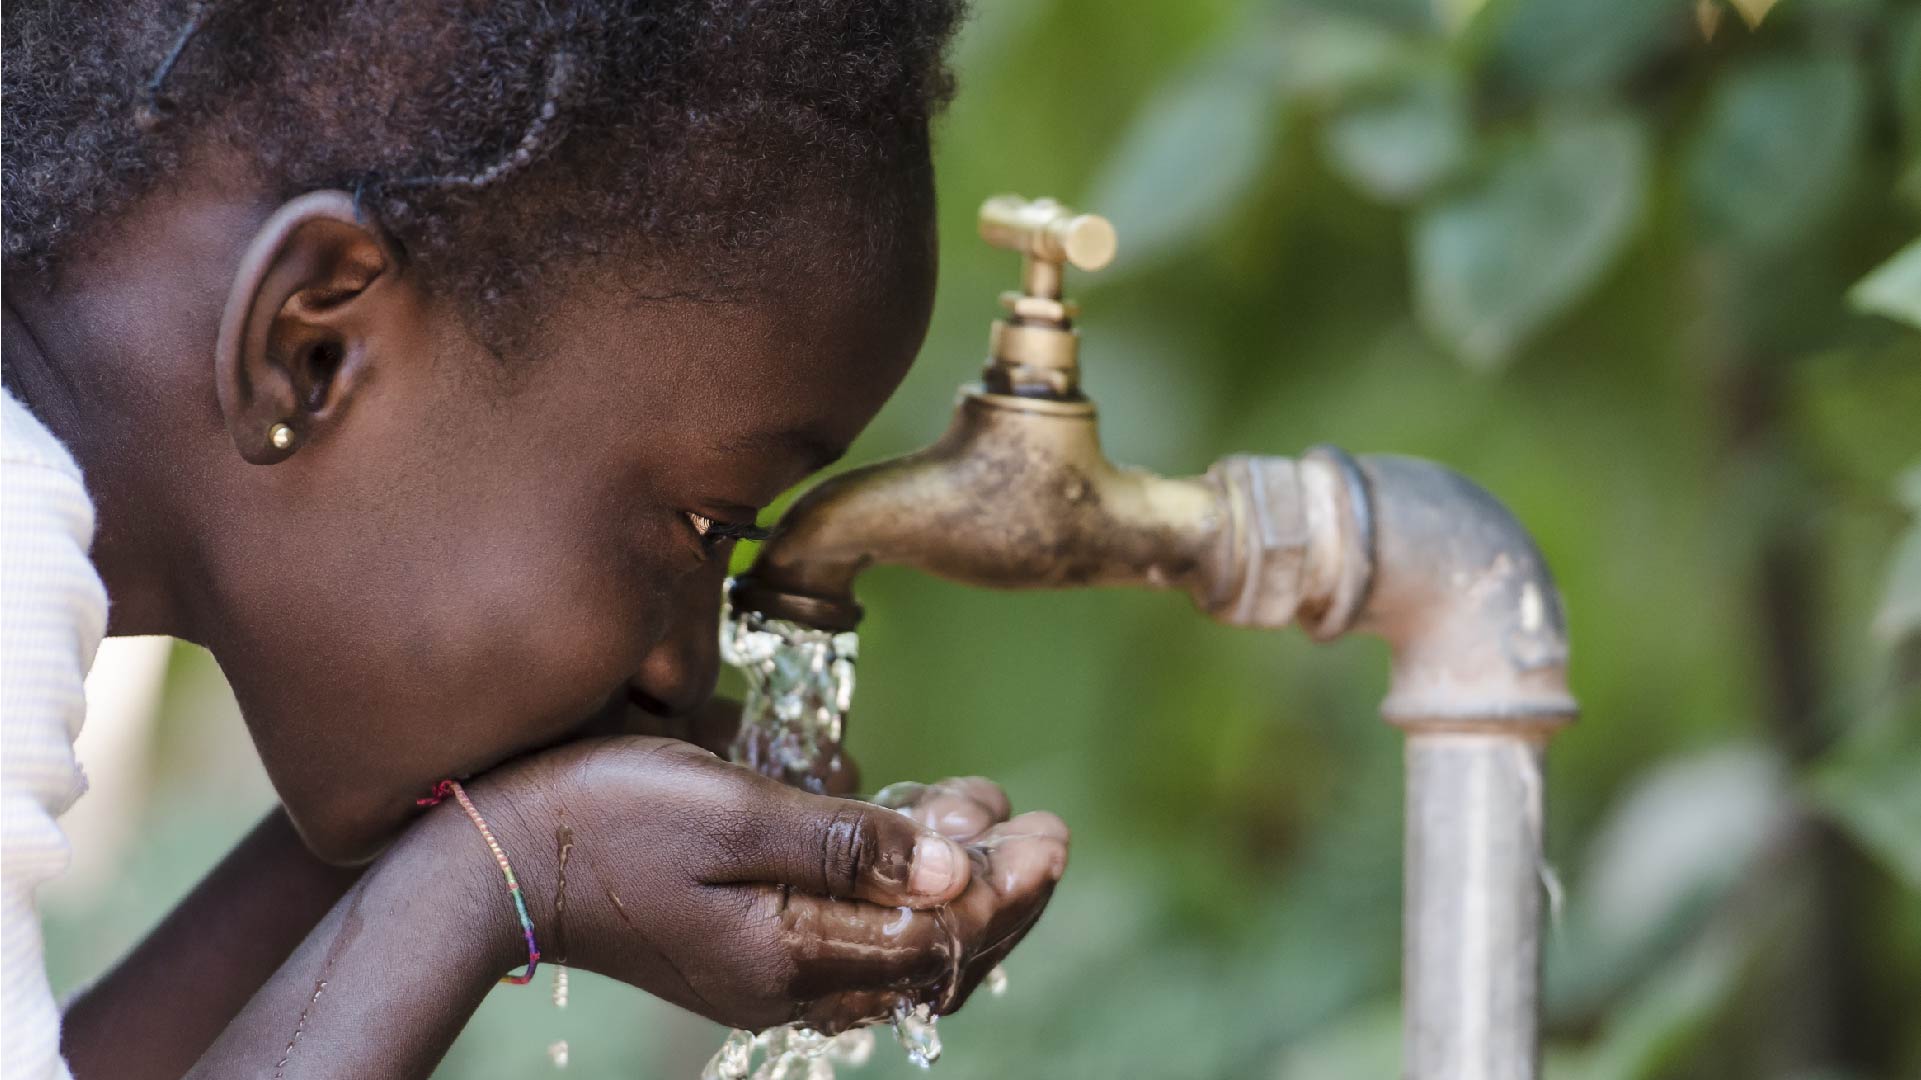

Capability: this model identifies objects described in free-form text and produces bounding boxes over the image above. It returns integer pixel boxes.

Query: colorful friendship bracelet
[419,779,542,985]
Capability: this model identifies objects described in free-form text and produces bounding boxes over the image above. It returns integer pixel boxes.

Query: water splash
[711,590,1012,1079]
[701,1026,883,1080]
[719,598,859,794]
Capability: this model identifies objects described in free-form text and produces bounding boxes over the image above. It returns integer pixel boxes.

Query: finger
[763,888,958,1004]
[709,775,971,907]
[944,898,1049,1014]
[873,776,1009,819]
[933,813,1070,1012]
[873,777,1011,842]
[908,794,996,840]
[769,814,1069,1022]
[938,777,1012,821]
[969,811,1071,893]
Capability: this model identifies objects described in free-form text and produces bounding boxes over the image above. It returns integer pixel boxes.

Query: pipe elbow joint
[1205,451,1576,732]
[1355,454,1576,731]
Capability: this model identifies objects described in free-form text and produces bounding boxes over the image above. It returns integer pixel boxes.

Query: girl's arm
[59,699,776,1080]
[178,735,1064,1079]
[183,803,519,1080]
[62,735,1064,1079]
[60,810,364,1080]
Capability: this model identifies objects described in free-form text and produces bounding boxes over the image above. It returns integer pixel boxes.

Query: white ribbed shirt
[2,388,107,1080]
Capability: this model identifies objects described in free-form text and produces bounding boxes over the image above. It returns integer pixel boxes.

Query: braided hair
[3,0,962,338]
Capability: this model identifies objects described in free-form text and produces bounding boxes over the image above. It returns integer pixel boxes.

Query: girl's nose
[627,580,724,718]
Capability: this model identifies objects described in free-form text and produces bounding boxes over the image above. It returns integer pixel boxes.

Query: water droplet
[984,964,1009,997]
[891,1002,942,1069]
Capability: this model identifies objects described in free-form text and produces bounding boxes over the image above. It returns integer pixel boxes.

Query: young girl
[0,2,1070,1077]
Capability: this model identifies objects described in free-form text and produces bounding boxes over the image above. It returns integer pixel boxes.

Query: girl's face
[205,213,937,863]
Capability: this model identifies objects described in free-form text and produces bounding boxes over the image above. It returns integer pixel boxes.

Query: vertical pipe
[1402,731,1547,1080]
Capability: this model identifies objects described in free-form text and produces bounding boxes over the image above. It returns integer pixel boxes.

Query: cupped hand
[874,777,1069,1014]
[456,737,1065,1032]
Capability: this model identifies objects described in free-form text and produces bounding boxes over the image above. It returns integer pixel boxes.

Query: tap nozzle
[976,195,1116,399]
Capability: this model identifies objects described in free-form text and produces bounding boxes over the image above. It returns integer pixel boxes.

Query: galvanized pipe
[1206,450,1573,1080]
[1403,732,1549,1080]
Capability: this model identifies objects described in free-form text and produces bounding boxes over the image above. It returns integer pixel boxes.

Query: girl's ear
[215,190,400,464]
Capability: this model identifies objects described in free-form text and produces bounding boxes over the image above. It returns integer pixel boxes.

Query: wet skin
[5,149,1069,1076]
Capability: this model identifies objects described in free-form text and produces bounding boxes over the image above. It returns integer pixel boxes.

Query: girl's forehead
[501,242,932,439]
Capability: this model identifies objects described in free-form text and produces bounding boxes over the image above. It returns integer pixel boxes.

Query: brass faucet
[732,195,1578,1080]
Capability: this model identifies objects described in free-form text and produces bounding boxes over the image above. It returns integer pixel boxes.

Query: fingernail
[910,835,963,897]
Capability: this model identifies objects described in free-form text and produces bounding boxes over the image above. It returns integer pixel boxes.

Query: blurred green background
[43,0,1921,1076]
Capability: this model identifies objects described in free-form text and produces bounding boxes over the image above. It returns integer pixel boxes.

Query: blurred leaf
[1901,465,1921,512]
[1487,0,1687,96]
[1085,44,1284,272]
[1552,928,1749,1080]
[1695,0,1726,42]
[1872,463,1921,646]
[1413,110,1650,368]
[1320,65,1472,204]
[1790,346,1921,496]
[1874,521,1921,645]
[1436,0,1490,37]
[1847,237,1921,330]
[1579,749,1787,949]
[1266,8,1416,105]
[1810,701,1921,888]
[1686,54,1868,253]
[1546,748,1790,1016]
[1727,0,1783,28]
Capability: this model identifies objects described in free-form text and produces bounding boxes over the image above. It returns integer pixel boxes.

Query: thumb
[710,779,971,908]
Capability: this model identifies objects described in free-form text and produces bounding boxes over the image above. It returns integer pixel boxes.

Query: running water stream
[705,593,1000,1079]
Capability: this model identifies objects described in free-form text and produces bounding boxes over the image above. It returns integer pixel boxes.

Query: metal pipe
[1360,456,1571,1080]
[1404,732,1548,1080]
[1213,451,1574,1080]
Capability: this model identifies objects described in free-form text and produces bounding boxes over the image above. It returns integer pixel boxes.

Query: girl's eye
[686,512,772,552]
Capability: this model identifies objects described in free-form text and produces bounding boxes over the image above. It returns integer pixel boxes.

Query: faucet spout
[729,390,1226,632]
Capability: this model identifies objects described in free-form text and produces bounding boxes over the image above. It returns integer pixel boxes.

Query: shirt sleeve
[2,401,109,1080]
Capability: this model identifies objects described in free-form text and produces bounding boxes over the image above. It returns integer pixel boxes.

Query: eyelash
[686,512,773,552]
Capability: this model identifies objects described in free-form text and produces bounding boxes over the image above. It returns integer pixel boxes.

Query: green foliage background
[42,0,1921,1076]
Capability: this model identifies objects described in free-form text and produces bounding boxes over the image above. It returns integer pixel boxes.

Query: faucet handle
[976,195,1113,397]
[978,195,1118,274]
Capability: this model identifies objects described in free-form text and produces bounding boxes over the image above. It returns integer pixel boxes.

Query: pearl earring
[269,423,296,451]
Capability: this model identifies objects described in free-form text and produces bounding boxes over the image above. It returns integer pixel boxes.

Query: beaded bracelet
[419,779,542,985]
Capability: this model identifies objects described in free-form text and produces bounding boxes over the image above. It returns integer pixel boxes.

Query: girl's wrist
[404,793,540,982]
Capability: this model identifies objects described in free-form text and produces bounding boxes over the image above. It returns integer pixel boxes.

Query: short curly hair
[2,0,962,335]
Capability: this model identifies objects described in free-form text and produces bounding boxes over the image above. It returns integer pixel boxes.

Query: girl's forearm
[62,810,364,1080]
[185,804,516,1079]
